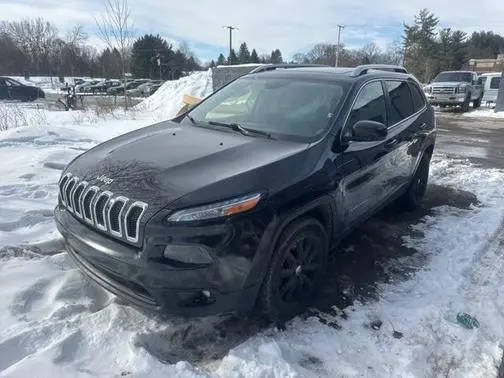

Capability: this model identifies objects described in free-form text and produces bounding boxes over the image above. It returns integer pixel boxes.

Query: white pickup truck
[424,71,484,112]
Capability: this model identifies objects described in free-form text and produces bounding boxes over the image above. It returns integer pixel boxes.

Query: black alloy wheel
[259,217,328,322]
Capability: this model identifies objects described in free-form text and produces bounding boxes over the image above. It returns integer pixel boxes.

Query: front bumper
[55,205,273,316]
[426,93,466,106]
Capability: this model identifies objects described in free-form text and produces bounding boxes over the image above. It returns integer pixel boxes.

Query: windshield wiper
[186,114,197,124]
[207,121,272,139]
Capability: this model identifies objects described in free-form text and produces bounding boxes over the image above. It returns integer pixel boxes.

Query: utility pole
[335,24,345,67]
[223,26,238,58]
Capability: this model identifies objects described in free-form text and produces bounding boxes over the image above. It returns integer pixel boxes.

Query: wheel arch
[245,194,336,294]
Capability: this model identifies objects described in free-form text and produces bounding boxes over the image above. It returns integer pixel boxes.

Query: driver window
[345,81,387,139]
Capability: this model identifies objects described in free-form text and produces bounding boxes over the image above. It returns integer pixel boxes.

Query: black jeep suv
[55,64,435,320]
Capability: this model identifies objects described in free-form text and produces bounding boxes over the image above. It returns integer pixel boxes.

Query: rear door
[339,80,396,225]
[383,80,423,192]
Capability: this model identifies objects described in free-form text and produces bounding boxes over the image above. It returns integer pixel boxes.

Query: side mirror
[351,120,387,142]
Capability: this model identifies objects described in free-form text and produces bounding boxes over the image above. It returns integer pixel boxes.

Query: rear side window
[347,81,387,128]
[490,77,501,89]
[385,81,414,125]
[409,82,425,112]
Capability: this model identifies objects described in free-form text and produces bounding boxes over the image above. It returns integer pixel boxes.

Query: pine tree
[238,42,251,63]
[131,34,173,79]
[403,9,439,82]
[270,49,283,64]
[209,60,216,68]
[216,53,226,66]
[250,49,259,63]
[227,48,238,65]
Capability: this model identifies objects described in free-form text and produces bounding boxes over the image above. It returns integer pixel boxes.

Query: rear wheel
[259,217,328,322]
[397,152,431,211]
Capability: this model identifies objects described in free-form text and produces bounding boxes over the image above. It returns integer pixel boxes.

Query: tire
[397,152,431,211]
[440,104,447,108]
[473,95,482,109]
[259,217,328,322]
[461,95,470,112]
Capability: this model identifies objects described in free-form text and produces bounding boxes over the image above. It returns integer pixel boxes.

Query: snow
[463,108,504,118]
[1,71,504,376]
[136,70,213,121]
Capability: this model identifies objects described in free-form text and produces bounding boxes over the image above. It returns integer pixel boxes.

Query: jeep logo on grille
[96,174,114,185]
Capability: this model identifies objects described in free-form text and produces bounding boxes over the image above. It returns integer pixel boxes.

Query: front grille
[432,87,456,94]
[58,174,148,245]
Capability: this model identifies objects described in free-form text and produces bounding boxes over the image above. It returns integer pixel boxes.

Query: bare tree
[95,0,134,108]
[0,18,57,74]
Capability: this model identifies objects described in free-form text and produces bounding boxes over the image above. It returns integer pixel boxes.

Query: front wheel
[397,152,431,211]
[259,217,328,322]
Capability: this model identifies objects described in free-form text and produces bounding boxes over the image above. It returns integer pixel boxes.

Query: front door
[339,80,399,225]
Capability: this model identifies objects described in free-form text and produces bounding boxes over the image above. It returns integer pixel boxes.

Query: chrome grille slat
[124,201,147,243]
[93,191,112,231]
[82,186,99,224]
[72,181,88,218]
[59,173,72,206]
[65,177,79,212]
[108,196,128,237]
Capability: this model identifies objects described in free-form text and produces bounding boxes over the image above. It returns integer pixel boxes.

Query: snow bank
[136,70,213,121]
[463,108,504,119]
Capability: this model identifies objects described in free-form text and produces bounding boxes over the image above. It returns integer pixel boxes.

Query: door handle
[384,138,398,149]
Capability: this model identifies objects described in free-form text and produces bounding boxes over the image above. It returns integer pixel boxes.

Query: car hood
[65,120,313,216]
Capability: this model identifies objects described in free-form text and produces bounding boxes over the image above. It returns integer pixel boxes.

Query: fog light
[163,244,212,265]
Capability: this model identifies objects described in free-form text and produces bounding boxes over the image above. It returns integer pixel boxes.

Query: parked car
[126,81,158,97]
[107,79,149,95]
[479,72,502,107]
[423,71,483,111]
[87,80,121,94]
[0,77,45,101]
[55,64,435,321]
[75,80,101,93]
[147,83,162,96]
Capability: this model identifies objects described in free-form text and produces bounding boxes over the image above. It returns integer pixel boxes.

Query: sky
[2,0,504,62]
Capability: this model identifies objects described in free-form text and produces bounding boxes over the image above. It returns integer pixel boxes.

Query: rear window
[490,77,501,89]
[409,82,425,112]
[385,81,414,125]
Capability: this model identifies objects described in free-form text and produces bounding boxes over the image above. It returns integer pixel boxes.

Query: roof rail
[351,64,408,77]
[249,64,330,74]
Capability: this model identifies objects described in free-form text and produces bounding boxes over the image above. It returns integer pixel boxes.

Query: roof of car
[244,65,413,83]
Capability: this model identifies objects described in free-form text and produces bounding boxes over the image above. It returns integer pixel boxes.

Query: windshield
[187,75,349,140]
[433,72,472,83]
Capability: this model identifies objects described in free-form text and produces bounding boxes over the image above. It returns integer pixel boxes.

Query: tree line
[209,43,283,67]
[0,18,201,80]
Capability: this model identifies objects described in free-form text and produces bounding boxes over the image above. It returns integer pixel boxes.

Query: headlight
[166,193,262,222]
[457,85,467,93]
[424,86,432,94]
